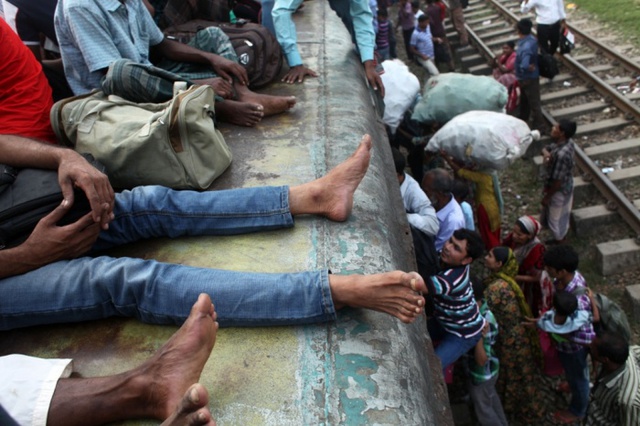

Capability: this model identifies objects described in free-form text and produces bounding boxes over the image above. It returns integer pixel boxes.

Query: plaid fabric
[545,139,575,194]
[102,27,234,103]
[466,302,500,385]
[159,26,238,80]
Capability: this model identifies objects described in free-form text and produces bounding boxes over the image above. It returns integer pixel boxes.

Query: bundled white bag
[426,111,540,170]
[380,59,420,133]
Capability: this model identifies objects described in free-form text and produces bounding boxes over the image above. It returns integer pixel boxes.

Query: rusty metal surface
[0,2,452,424]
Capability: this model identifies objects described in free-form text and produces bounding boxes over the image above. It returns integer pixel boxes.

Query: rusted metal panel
[0,1,452,424]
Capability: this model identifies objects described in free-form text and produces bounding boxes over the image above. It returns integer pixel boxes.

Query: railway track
[450,0,640,275]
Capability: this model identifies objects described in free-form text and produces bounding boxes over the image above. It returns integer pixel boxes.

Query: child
[465,278,508,426]
[376,8,392,60]
[525,291,593,343]
[452,179,475,231]
[410,15,440,77]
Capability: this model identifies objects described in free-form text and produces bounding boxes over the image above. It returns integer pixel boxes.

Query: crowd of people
[0,0,638,425]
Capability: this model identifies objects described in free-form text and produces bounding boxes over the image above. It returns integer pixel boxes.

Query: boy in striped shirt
[426,228,486,370]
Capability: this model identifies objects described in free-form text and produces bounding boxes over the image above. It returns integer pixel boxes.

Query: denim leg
[261,0,276,36]
[428,318,480,370]
[558,347,590,418]
[0,256,336,330]
[93,185,294,250]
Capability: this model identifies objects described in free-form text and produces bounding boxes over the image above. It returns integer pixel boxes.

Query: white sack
[380,59,420,133]
[426,111,540,170]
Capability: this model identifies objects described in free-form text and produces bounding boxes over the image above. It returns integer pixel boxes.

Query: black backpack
[538,51,559,80]
[164,20,284,89]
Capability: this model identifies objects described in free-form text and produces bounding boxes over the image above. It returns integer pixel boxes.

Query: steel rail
[481,0,640,235]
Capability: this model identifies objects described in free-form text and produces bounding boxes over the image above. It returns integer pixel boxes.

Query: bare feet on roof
[330,271,427,323]
[216,100,264,127]
[161,384,216,426]
[141,293,218,421]
[289,134,372,222]
[236,85,296,116]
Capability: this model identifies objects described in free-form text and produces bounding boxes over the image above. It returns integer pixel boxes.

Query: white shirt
[521,0,566,25]
[435,195,465,251]
[413,10,424,28]
[400,173,439,237]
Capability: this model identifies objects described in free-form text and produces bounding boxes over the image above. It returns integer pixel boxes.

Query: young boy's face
[553,313,568,325]
[551,124,564,141]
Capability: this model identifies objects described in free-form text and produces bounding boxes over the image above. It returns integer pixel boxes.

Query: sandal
[551,410,582,425]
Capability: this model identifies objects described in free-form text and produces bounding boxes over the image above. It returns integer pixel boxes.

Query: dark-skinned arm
[0,135,114,227]
[152,38,249,85]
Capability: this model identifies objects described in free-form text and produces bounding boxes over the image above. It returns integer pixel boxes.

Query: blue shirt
[515,34,539,80]
[410,25,434,58]
[461,201,475,231]
[272,0,375,67]
[55,0,165,95]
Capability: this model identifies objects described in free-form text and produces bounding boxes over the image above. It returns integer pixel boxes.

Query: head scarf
[486,246,543,366]
[513,216,542,265]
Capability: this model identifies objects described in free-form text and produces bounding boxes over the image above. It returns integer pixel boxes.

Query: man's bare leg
[289,134,372,222]
[47,294,218,426]
[329,271,427,323]
[235,84,296,116]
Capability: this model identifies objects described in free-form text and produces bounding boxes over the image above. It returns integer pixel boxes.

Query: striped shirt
[556,271,595,352]
[587,346,640,426]
[466,302,499,384]
[376,19,390,50]
[428,265,485,339]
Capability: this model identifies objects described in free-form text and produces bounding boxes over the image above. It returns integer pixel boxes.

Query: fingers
[41,199,74,225]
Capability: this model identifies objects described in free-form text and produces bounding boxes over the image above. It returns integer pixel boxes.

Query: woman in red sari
[491,41,517,89]
[502,215,549,316]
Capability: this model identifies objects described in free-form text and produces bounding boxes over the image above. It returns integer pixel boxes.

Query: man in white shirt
[393,148,440,280]
[521,0,567,54]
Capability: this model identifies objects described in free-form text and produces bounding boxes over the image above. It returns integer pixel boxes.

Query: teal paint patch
[350,323,371,336]
[335,353,379,422]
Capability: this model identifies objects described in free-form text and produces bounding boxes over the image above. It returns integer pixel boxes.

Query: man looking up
[426,228,486,371]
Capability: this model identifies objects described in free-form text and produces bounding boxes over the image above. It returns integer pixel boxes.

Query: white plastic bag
[426,111,540,170]
[380,59,420,134]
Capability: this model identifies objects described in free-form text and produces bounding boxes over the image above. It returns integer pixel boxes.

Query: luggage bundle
[425,111,540,170]
[380,59,420,134]
[51,85,232,190]
[411,73,508,124]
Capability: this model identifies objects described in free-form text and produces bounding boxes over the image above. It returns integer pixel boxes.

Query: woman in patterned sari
[484,246,545,423]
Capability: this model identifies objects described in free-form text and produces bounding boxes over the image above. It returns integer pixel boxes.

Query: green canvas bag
[50,85,232,190]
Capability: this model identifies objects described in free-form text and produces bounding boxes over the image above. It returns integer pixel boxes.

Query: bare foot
[139,293,219,420]
[289,134,372,221]
[215,100,264,127]
[329,271,427,323]
[236,85,296,116]
[161,384,216,426]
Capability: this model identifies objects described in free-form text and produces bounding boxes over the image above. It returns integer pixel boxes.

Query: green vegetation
[571,0,640,42]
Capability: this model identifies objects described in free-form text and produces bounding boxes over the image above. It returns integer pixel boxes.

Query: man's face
[422,175,437,205]
[418,20,429,30]
[589,338,602,362]
[545,265,561,279]
[551,124,562,140]
[440,235,471,266]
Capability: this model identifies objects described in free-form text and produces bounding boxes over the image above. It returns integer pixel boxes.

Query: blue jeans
[428,317,481,370]
[0,186,337,330]
[558,347,590,418]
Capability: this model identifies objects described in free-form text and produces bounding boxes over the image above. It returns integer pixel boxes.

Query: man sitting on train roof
[54,0,295,127]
